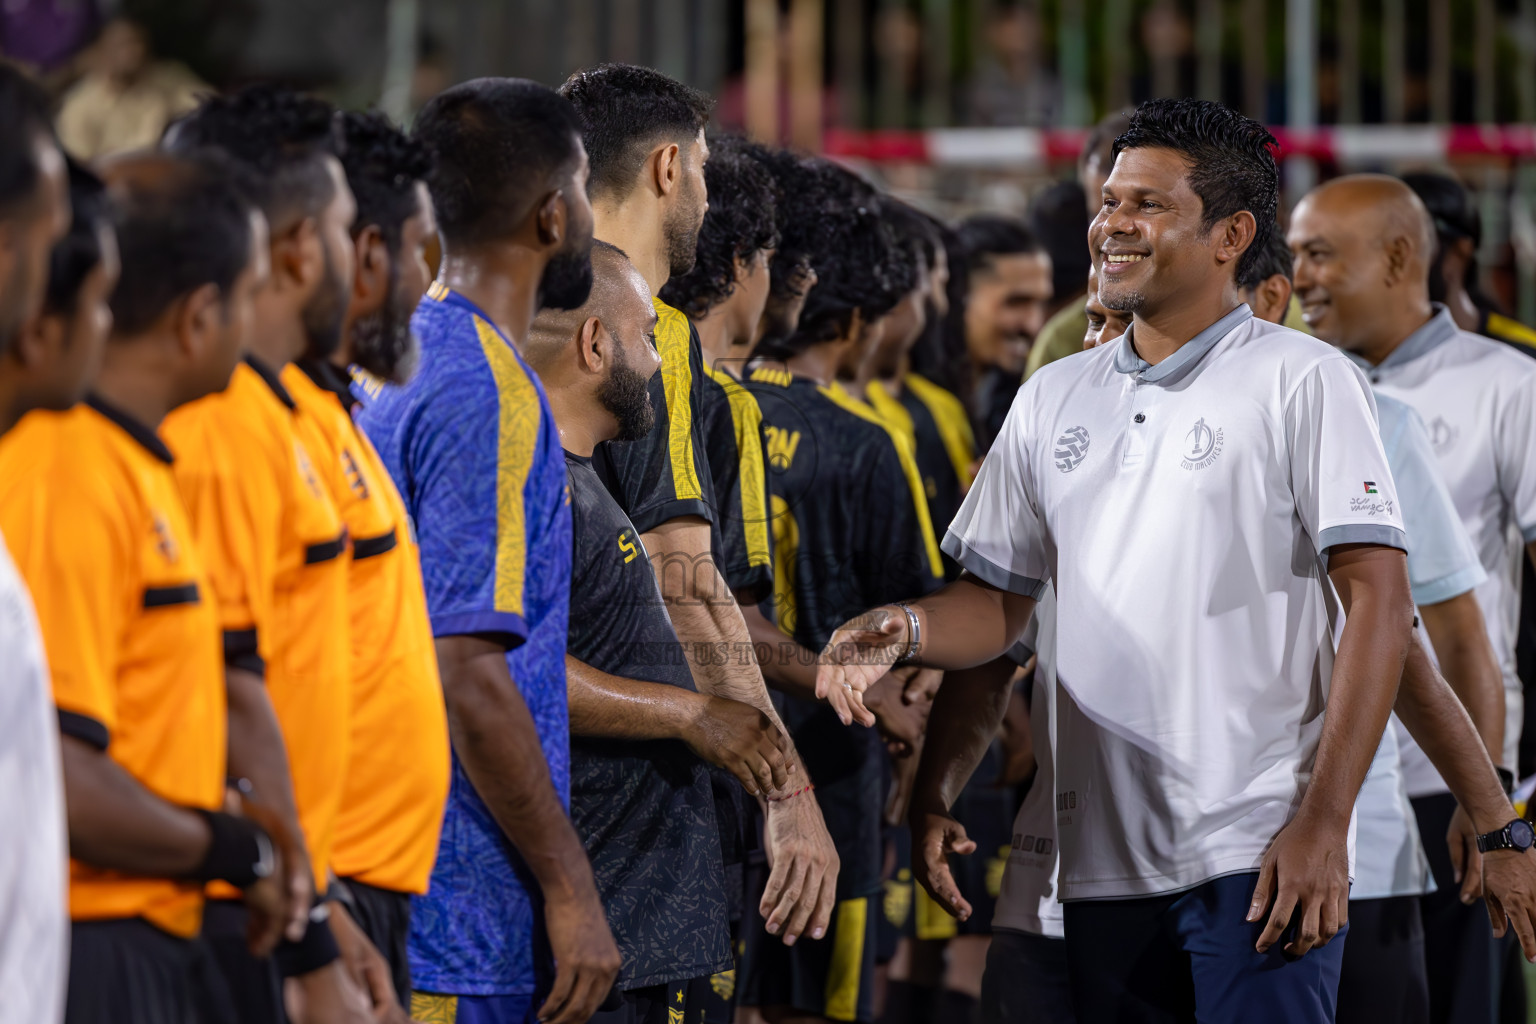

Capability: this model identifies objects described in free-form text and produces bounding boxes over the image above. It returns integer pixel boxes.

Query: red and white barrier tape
[823,125,1536,167]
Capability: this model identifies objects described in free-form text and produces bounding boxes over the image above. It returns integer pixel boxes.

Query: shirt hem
[940,533,1048,599]
[624,954,733,991]
[405,978,539,998]
[1058,860,1263,902]
[431,610,529,647]
[626,498,716,535]
[1411,563,1488,607]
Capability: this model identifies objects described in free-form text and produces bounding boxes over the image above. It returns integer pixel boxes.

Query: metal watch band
[893,602,921,664]
[1477,827,1513,853]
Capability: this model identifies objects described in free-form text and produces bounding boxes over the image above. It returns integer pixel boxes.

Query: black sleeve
[592,319,717,535]
[700,377,773,603]
[857,438,945,608]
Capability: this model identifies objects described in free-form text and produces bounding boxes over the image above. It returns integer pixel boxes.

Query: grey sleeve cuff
[941,531,1050,599]
[1411,563,1488,608]
[1522,522,1536,544]
[1317,523,1409,554]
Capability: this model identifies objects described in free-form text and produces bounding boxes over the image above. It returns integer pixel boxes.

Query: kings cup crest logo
[1054,426,1090,472]
[1180,417,1224,470]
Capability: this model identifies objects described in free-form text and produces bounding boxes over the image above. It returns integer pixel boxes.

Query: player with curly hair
[738,159,943,1024]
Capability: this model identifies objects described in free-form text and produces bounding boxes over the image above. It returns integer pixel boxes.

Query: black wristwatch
[1476,818,1536,854]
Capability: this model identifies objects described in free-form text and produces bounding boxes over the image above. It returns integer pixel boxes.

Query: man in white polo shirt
[1291,173,1536,1024]
[817,98,1417,1022]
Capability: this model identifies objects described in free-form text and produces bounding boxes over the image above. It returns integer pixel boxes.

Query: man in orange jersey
[162,85,380,1024]
[283,110,449,1011]
[0,151,285,1024]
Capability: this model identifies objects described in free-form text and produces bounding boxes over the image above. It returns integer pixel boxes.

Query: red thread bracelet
[767,783,815,803]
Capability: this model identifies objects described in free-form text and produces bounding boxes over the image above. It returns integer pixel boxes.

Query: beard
[664,183,705,278]
[350,263,420,384]
[539,238,595,312]
[598,341,656,442]
[302,243,350,360]
[1100,286,1147,315]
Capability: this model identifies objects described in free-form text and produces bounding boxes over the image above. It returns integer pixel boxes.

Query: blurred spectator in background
[0,0,101,79]
[1077,109,1133,213]
[966,2,1058,128]
[56,16,205,161]
[954,214,1050,453]
[1402,170,1536,354]
[1024,180,1090,379]
[1135,0,1195,102]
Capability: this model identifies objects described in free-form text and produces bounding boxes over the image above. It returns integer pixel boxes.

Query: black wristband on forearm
[1498,767,1516,796]
[190,809,274,888]
[275,906,341,977]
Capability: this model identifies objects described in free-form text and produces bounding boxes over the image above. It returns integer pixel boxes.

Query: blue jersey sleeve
[1378,393,1486,606]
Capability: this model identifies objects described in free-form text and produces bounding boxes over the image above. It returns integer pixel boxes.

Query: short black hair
[1112,98,1279,285]
[761,162,917,359]
[107,152,261,336]
[45,158,113,315]
[340,110,433,254]
[1237,228,1293,290]
[413,77,584,248]
[955,214,1044,276]
[911,222,973,402]
[657,138,778,319]
[1029,180,1091,300]
[164,83,341,231]
[1402,170,1480,247]
[558,63,713,198]
[732,140,825,306]
[883,197,943,271]
[0,64,57,217]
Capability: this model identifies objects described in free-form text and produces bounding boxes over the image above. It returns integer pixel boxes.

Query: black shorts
[739,861,879,1023]
[342,878,412,1009]
[66,918,202,1024]
[979,929,1074,1024]
[589,975,712,1024]
[197,900,283,1024]
[1413,792,1501,1024]
[878,824,914,962]
[1336,895,1427,1024]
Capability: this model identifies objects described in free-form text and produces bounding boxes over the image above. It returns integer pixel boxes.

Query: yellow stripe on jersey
[770,494,800,638]
[1487,312,1536,350]
[913,884,959,941]
[863,380,916,447]
[652,298,704,501]
[825,897,870,1021]
[749,366,793,388]
[705,364,771,569]
[904,373,977,488]
[474,316,535,618]
[821,382,944,580]
[427,281,450,302]
[409,993,457,1023]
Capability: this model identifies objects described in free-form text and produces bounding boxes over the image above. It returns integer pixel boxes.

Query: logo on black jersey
[1180,417,1224,470]
[618,529,638,564]
[764,426,802,470]
[1054,426,1090,472]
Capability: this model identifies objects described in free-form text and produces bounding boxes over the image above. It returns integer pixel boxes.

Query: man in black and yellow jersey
[161,86,381,1024]
[285,110,450,1010]
[560,62,839,951]
[739,160,944,1024]
[0,151,285,1024]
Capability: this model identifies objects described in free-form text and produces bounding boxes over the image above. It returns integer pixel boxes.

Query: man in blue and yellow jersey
[739,160,945,1024]
[357,79,621,1024]
[161,85,381,1024]
[560,62,839,954]
[283,110,451,1011]
[0,151,286,1024]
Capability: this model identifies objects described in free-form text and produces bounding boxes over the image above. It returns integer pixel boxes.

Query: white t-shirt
[0,533,67,1023]
[944,306,1405,900]
[993,594,1063,937]
[1348,308,1536,793]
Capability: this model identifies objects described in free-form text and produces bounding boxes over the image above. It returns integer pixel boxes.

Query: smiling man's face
[1089,146,1221,321]
[1286,191,1390,353]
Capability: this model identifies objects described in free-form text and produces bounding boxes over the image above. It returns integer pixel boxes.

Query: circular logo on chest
[1180,417,1224,470]
[1054,426,1091,472]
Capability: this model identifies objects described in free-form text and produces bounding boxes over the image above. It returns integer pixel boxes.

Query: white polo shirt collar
[1113,303,1255,384]
[1344,304,1459,377]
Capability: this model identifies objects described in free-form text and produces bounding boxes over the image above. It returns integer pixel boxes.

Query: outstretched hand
[816,607,909,727]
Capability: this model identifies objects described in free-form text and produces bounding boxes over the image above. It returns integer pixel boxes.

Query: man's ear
[1215,210,1258,267]
[9,309,64,370]
[174,282,224,361]
[577,315,606,374]
[351,225,389,315]
[651,142,681,198]
[1383,233,1413,286]
[536,190,567,249]
[272,217,322,295]
[1257,274,1293,322]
